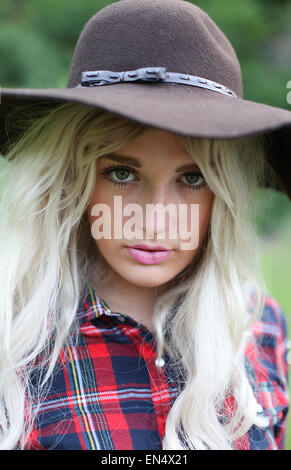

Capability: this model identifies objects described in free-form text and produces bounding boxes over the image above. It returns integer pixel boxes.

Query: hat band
[76,66,238,98]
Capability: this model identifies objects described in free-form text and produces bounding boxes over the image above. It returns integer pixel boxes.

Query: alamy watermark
[287,80,291,105]
[90,195,200,250]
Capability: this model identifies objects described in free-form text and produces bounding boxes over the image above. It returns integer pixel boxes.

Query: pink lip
[126,245,173,265]
[130,244,170,251]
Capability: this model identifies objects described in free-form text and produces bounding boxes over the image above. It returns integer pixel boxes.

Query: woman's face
[87,127,214,288]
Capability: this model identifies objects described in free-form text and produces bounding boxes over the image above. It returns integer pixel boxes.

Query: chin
[123,272,172,289]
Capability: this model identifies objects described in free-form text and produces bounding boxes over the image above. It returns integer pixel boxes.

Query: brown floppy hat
[1,0,291,199]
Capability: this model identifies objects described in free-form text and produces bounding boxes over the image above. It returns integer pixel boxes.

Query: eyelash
[101,165,206,192]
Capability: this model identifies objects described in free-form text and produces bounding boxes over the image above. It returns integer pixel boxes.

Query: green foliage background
[0,0,291,449]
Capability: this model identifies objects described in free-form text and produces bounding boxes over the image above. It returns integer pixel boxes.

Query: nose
[142,183,176,239]
[150,182,171,206]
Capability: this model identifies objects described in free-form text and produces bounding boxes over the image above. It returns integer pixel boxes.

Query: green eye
[112,168,134,182]
[101,165,137,187]
[181,173,204,186]
[184,174,201,184]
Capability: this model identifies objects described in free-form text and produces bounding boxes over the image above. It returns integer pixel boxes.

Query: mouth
[128,244,171,251]
[126,244,173,265]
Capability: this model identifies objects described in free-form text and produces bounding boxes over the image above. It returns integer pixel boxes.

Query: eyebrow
[100,153,200,172]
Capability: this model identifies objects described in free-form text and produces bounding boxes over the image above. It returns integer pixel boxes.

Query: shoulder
[246,294,289,384]
[253,294,288,340]
[244,294,289,448]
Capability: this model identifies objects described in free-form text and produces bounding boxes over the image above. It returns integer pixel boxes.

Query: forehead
[98,127,197,166]
[124,127,188,153]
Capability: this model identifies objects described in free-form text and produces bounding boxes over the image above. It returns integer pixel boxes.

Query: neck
[94,269,170,331]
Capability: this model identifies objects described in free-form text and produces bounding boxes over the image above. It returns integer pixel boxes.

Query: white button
[116,315,126,322]
[256,404,263,414]
[155,358,165,367]
[255,403,269,429]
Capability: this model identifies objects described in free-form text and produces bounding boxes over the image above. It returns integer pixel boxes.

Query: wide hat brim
[1,83,291,199]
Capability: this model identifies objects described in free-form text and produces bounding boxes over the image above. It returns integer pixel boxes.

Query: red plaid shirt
[24,282,289,450]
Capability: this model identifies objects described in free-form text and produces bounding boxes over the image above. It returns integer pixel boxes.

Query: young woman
[0,0,290,451]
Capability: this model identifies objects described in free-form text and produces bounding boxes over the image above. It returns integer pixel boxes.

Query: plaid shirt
[24,282,289,450]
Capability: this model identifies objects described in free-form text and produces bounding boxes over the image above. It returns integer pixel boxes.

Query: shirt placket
[78,285,178,447]
[120,322,174,443]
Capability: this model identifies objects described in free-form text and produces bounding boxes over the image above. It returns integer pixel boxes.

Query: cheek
[184,191,213,249]
[94,238,119,261]
[197,191,213,232]
[87,183,114,226]
[198,204,212,236]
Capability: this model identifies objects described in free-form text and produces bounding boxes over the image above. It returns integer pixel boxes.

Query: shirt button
[155,357,165,368]
[116,315,126,323]
[256,403,263,414]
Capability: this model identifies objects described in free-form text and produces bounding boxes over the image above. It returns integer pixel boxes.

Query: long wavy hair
[0,101,277,449]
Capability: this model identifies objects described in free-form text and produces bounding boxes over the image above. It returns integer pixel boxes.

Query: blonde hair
[0,101,276,449]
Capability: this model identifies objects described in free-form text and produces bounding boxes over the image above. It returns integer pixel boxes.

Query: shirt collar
[76,281,125,326]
